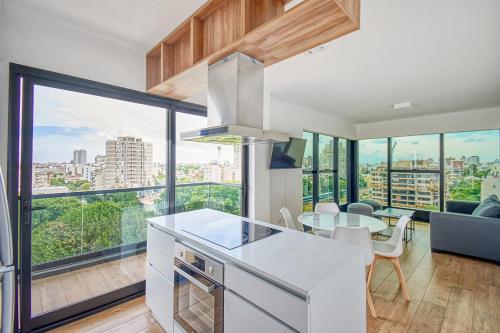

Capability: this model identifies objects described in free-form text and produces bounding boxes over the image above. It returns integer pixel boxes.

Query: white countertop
[148,209,364,297]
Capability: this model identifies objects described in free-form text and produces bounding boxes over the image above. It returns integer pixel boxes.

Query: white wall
[0,5,145,172]
[356,107,500,139]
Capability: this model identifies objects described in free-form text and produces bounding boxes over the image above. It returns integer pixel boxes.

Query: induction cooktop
[182,218,282,250]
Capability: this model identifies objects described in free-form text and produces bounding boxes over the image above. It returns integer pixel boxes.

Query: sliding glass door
[18,79,170,331]
[9,65,245,332]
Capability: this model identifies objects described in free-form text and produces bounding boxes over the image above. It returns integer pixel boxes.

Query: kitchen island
[146,209,366,333]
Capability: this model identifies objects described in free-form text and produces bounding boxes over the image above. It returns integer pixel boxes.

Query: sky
[33,86,235,165]
[359,131,500,165]
[31,85,499,167]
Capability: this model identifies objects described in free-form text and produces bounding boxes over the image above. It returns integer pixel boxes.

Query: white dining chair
[368,215,411,302]
[312,203,340,238]
[280,207,300,231]
[331,226,378,318]
[315,202,340,214]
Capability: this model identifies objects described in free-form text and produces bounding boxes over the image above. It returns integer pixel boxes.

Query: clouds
[32,85,235,165]
[359,138,388,164]
[34,126,96,137]
[359,131,500,166]
[444,130,499,161]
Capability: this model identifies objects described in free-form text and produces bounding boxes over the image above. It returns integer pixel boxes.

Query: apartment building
[72,149,88,165]
[104,136,153,189]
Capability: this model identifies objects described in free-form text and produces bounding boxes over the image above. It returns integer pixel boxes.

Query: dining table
[297,212,388,234]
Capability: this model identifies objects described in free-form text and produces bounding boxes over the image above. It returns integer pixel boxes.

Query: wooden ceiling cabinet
[146,0,360,98]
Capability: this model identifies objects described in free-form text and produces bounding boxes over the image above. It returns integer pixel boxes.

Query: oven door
[173,259,223,333]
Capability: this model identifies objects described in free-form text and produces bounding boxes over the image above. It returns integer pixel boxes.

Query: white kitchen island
[146,209,366,333]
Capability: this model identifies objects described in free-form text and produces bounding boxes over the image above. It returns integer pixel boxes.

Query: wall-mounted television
[269,137,307,169]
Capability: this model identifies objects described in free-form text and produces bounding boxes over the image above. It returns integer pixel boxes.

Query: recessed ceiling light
[304,43,330,56]
[393,102,413,110]
[315,45,329,52]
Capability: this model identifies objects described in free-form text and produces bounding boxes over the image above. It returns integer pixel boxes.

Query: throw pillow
[472,200,500,218]
[483,194,499,203]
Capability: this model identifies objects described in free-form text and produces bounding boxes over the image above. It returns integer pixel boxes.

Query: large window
[302,131,352,211]
[357,129,500,214]
[392,134,440,170]
[339,138,348,204]
[175,113,243,215]
[29,85,169,318]
[318,134,335,204]
[391,134,441,211]
[302,132,314,211]
[444,130,500,204]
[9,65,247,332]
[358,138,388,205]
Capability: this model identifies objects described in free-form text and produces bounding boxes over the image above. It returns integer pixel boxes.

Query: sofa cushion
[472,195,500,218]
[483,194,499,203]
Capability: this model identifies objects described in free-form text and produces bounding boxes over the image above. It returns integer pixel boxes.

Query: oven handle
[174,265,216,293]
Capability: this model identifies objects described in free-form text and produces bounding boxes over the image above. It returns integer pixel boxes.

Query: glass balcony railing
[30,182,242,272]
[175,182,241,215]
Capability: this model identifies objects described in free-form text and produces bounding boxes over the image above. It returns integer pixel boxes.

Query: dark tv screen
[269,138,307,169]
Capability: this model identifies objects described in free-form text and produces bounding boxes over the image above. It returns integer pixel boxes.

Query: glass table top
[372,208,416,218]
[297,212,387,233]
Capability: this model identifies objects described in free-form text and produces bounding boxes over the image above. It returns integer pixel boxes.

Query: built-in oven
[173,242,224,333]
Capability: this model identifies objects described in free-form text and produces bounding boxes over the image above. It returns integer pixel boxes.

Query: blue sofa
[430,200,500,264]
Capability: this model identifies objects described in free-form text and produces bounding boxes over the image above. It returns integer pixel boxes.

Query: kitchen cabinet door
[225,264,307,332]
[146,263,173,333]
[147,224,175,282]
[224,290,296,333]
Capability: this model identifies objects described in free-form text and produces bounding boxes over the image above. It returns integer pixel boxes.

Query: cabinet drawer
[147,224,175,282]
[146,263,173,333]
[224,290,295,333]
[225,264,307,332]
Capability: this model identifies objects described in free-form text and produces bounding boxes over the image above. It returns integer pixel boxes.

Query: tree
[50,176,66,187]
[66,180,92,191]
[359,174,367,188]
[450,179,481,201]
[32,194,149,265]
[32,183,242,266]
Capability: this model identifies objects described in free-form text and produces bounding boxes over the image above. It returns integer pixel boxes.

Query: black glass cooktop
[182,218,282,250]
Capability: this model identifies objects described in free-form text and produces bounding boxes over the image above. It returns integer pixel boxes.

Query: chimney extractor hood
[180,52,289,145]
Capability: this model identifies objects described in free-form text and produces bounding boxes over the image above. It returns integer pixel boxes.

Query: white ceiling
[266,0,500,123]
[4,0,500,124]
[2,0,207,50]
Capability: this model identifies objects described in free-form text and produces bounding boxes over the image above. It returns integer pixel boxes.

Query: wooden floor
[50,223,500,333]
[32,253,146,316]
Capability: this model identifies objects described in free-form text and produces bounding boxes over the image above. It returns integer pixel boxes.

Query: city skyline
[359,130,500,165]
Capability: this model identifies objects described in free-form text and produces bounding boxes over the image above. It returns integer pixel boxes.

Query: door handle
[174,266,216,293]
[22,200,45,212]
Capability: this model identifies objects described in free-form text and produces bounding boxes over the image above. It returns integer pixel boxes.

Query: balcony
[30,182,241,316]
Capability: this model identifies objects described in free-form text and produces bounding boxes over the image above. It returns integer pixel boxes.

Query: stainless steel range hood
[180,52,289,145]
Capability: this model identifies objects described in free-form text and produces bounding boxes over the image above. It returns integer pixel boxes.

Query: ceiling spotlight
[393,102,413,110]
[304,43,330,56]
[315,45,329,52]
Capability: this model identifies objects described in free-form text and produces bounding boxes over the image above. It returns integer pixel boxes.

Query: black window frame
[356,130,500,221]
[388,135,443,215]
[302,131,354,212]
[7,63,248,332]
